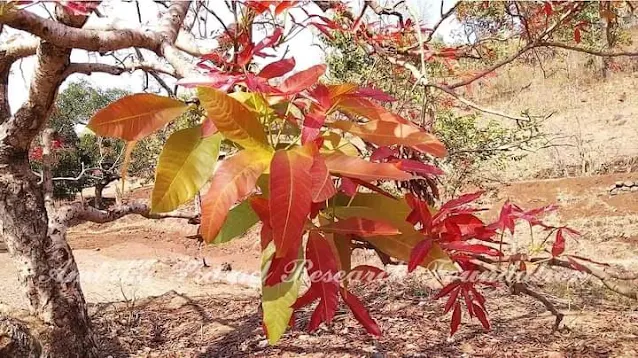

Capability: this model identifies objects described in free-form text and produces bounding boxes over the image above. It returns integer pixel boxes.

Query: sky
[5,0,459,115]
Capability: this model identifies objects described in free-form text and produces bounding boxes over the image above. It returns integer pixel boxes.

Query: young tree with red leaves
[1,1,637,356]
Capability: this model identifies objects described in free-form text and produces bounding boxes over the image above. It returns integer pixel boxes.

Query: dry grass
[458,34,638,181]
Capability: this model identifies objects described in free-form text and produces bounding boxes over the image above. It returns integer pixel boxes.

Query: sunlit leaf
[87,94,188,141]
[280,64,327,94]
[270,146,314,257]
[324,153,413,182]
[331,120,447,158]
[201,150,271,242]
[151,125,221,213]
[262,242,304,344]
[198,87,269,149]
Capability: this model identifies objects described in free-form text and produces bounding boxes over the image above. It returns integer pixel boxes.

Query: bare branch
[55,201,199,226]
[63,61,178,79]
[512,282,564,331]
[428,83,534,122]
[539,41,638,57]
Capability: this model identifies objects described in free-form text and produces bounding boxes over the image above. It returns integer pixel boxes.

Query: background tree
[0,1,637,357]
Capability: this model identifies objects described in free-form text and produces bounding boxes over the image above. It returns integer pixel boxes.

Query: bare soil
[2,175,638,357]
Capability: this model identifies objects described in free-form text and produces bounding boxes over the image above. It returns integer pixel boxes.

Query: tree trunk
[94,183,104,209]
[0,150,98,357]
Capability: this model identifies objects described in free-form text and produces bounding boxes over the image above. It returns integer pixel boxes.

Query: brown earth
[35,172,635,357]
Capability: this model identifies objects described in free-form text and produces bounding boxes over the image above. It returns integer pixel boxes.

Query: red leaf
[280,64,327,95]
[444,287,461,314]
[434,282,461,300]
[340,177,359,196]
[543,1,553,16]
[258,58,296,79]
[347,265,388,283]
[450,302,462,336]
[406,194,432,229]
[552,229,565,256]
[293,285,320,309]
[301,112,325,144]
[321,217,400,237]
[408,239,433,273]
[394,159,444,176]
[306,232,340,331]
[310,153,337,203]
[250,197,272,249]
[341,289,381,336]
[472,303,490,330]
[309,84,332,110]
[265,247,300,286]
[370,146,398,162]
[440,191,484,212]
[269,147,314,257]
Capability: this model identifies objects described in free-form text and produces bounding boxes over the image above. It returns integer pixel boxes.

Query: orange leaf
[327,83,358,99]
[280,64,327,94]
[269,146,314,257]
[201,150,270,242]
[324,153,413,182]
[320,217,400,237]
[335,96,413,125]
[310,153,337,203]
[88,94,188,141]
[331,120,446,157]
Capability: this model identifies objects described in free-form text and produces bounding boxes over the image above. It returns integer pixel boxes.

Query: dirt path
[2,174,638,356]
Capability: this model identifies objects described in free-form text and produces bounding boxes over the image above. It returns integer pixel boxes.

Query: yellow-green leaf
[261,242,303,344]
[213,200,259,244]
[87,94,188,141]
[198,87,269,149]
[151,125,222,213]
[331,194,451,269]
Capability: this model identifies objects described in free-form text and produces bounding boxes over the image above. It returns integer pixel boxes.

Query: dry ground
[1,172,636,357]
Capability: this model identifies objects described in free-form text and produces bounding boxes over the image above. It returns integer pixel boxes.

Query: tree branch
[512,282,564,331]
[0,10,161,53]
[63,61,178,79]
[55,201,199,226]
[539,41,638,57]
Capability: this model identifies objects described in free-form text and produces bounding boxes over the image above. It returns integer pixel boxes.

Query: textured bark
[0,5,99,357]
[0,2,193,356]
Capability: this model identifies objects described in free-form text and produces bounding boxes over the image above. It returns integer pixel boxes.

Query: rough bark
[0,2,194,355]
[0,5,99,357]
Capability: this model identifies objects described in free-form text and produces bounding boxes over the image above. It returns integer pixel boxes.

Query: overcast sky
[6,0,459,114]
